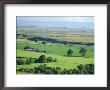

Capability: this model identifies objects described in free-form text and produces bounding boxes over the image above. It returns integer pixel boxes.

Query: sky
[16,16,94,30]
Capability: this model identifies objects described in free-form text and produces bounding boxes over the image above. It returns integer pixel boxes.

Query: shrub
[36,55,57,63]
[24,46,30,49]
[17,64,94,74]
[37,55,47,63]
[53,67,61,74]
[47,56,53,62]
[33,64,61,74]
[25,57,34,64]
[18,68,25,72]
[16,59,26,65]
[77,64,94,74]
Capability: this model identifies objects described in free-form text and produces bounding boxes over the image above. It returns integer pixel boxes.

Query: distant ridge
[17,26,93,32]
[17,21,94,31]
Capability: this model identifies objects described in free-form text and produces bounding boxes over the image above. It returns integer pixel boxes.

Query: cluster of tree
[24,46,33,50]
[35,55,57,63]
[67,48,87,57]
[17,64,94,74]
[16,57,35,65]
[28,36,94,46]
[16,55,57,65]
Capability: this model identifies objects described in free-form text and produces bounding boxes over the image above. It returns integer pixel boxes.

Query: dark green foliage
[46,57,57,62]
[17,64,94,74]
[25,57,34,64]
[17,57,35,65]
[17,68,35,73]
[47,56,53,62]
[37,55,47,63]
[22,34,28,37]
[24,46,30,49]
[79,48,87,56]
[42,40,47,45]
[34,64,61,74]
[34,64,47,74]
[24,46,33,50]
[36,55,57,63]
[61,68,68,74]
[53,67,61,74]
[67,49,73,56]
[72,69,80,74]
[16,58,26,65]
[77,64,94,74]
[35,39,38,42]
[64,42,68,45]
[16,55,57,65]
[34,58,38,63]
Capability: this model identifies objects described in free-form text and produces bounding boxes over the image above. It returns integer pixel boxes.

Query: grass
[17,50,93,70]
[17,39,94,58]
[16,35,94,74]
[17,29,94,43]
[49,34,94,43]
[16,43,94,70]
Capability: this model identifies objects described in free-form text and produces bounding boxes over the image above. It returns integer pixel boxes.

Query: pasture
[16,34,94,74]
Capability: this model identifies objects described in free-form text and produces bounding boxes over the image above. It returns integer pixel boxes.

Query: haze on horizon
[17,16,94,30]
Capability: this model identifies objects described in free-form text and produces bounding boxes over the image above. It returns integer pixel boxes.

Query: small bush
[47,56,53,62]
[77,64,94,74]
[37,55,47,63]
[16,59,26,65]
[25,57,34,64]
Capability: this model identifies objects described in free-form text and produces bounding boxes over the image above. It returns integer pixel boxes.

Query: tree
[79,48,87,56]
[53,67,61,74]
[77,64,94,74]
[47,56,53,62]
[22,34,28,37]
[64,42,68,45]
[24,46,30,50]
[35,39,38,42]
[17,64,94,74]
[26,57,34,64]
[42,40,47,45]
[16,59,26,65]
[67,49,73,56]
[37,55,47,63]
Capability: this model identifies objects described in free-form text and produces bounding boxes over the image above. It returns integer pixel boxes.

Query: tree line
[17,64,94,74]
[16,55,57,65]
[28,36,94,46]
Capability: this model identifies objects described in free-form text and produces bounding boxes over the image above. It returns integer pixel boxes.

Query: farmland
[16,27,94,74]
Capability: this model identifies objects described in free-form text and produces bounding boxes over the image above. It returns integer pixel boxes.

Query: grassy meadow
[16,27,94,74]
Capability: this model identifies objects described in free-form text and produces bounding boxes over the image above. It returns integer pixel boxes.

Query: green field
[16,32,94,74]
[17,39,94,57]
